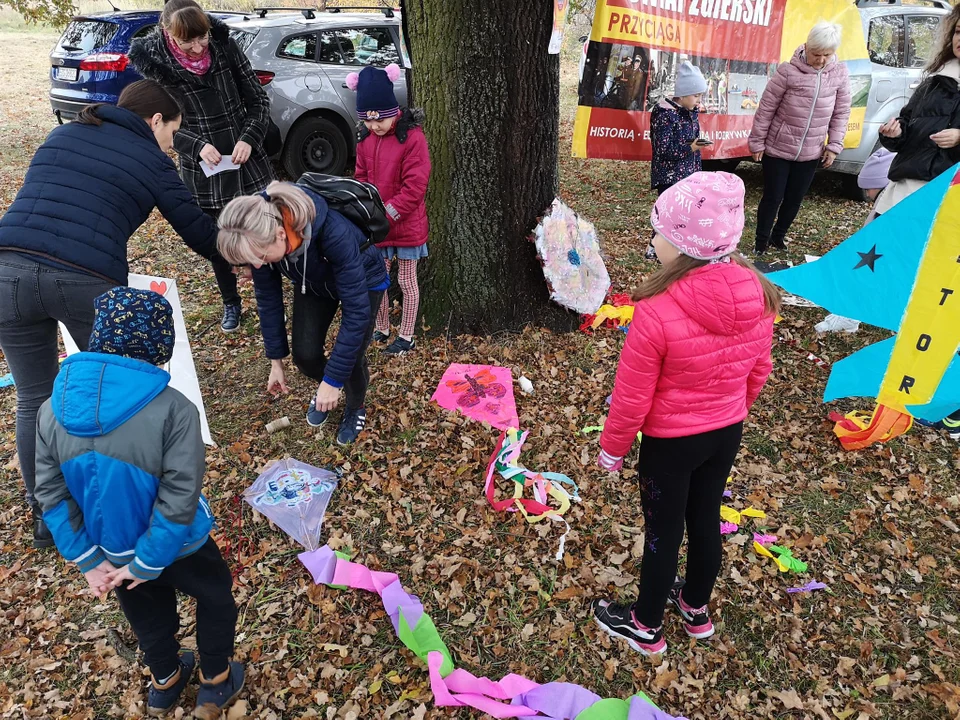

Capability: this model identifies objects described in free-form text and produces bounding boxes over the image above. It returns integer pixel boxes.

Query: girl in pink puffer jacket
[592,172,778,657]
[748,22,851,254]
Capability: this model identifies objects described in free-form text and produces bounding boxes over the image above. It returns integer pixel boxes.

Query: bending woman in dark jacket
[217,182,389,446]
[0,80,219,547]
[130,0,273,333]
[877,4,960,215]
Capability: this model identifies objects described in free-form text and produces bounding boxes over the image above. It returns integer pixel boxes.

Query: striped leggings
[376,258,420,339]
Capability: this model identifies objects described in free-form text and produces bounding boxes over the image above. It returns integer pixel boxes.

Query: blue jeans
[0,251,114,508]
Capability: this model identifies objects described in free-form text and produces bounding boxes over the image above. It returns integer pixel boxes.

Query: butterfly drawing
[445,369,507,408]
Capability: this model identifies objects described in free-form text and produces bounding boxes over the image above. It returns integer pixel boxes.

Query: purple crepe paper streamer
[381,577,424,634]
[299,546,336,585]
[787,581,827,593]
[511,683,601,718]
[722,490,732,498]
[605,394,612,405]
[753,532,777,546]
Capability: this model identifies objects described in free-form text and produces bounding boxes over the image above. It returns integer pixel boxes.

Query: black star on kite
[854,245,883,272]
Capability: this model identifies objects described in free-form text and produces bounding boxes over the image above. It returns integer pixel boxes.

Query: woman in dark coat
[0,80,219,547]
[130,0,272,333]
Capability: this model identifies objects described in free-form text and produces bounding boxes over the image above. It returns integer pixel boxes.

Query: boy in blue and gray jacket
[34,287,243,719]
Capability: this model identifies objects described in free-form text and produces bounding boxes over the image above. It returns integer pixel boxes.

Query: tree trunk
[405,0,577,334]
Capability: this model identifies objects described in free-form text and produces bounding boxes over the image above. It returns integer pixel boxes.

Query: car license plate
[55,67,78,82]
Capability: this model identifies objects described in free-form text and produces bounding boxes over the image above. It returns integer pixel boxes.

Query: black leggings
[631,423,743,627]
[755,155,819,250]
[205,208,240,306]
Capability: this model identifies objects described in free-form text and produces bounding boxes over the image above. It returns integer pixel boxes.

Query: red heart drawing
[150,281,168,296]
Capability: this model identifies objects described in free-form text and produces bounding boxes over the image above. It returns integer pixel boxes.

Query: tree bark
[405,0,577,334]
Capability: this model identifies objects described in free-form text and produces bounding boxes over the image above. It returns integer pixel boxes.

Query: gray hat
[674,62,707,98]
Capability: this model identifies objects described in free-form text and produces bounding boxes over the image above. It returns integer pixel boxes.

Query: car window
[327,27,400,67]
[132,23,156,40]
[230,28,256,52]
[56,19,118,52]
[278,33,318,61]
[906,15,940,68]
[318,31,346,63]
[869,15,905,68]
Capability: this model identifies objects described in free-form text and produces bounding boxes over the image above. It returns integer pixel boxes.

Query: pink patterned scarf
[163,29,211,76]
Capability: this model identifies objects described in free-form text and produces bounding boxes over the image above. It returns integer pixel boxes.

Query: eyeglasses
[173,32,210,51]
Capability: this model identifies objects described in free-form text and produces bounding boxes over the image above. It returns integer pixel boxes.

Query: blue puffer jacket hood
[35,352,213,581]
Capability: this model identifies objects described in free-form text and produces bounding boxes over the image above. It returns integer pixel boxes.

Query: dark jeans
[755,155,820,250]
[0,252,114,509]
[649,185,670,243]
[115,538,237,681]
[206,209,240,307]
[631,422,743,627]
[291,289,384,410]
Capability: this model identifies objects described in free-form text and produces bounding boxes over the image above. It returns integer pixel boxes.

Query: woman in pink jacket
[748,22,851,254]
[592,172,779,656]
[348,64,431,357]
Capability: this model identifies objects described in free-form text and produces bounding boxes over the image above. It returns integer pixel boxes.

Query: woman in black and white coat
[131,0,272,332]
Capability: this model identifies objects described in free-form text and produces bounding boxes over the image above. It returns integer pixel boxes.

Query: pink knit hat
[650,171,745,260]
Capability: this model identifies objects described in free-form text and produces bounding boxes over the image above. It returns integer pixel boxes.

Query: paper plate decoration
[534,198,611,315]
[432,364,520,430]
[59,273,213,445]
[485,429,581,560]
[243,459,338,550]
[299,546,689,719]
[769,164,960,449]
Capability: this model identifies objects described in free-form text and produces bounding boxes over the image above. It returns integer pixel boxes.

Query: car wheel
[841,172,868,202]
[283,116,349,178]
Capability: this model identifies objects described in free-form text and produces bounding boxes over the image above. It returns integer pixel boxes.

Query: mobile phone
[696,138,714,146]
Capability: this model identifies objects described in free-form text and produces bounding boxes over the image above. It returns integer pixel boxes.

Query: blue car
[49,11,161,123]
[49,10,243,123]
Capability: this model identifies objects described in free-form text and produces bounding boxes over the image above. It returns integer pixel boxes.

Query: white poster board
[59,273,214,446]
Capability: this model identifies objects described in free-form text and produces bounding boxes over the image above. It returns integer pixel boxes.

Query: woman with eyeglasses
[217,182,389,445]
[130,0,273,334]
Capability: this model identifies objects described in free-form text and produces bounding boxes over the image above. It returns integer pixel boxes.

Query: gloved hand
[597,449,624,473]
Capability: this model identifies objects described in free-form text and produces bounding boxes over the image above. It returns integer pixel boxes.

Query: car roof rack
[254,6,319,19]
[322,1,396,17]
[855,0,951,9]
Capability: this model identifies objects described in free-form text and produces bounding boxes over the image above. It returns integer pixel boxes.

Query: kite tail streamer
[832,404,913,450]
[298,546,688,719]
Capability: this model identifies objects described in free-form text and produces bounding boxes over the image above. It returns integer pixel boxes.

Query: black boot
[32,508,54,549]
[754,236,768,255]
[769,235,787,250]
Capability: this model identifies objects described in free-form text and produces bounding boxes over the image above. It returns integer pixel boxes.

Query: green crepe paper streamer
[581,426,604,435]
[574,698,630,719]
[574,694,661,720]
[329,550,352,590]
[769,545,808,573]
[397,607,455,676]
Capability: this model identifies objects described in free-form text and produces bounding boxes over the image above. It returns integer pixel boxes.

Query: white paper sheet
[201,156,240,178]
[59,274,214,446]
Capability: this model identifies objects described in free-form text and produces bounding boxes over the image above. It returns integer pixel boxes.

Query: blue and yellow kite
[769,165,960,450]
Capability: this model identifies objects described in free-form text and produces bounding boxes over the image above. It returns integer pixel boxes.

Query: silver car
[226,7,409,178]
[833,0,950,195]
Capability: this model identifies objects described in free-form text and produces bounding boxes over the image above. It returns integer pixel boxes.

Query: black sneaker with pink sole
[667,579,715,639]
[592,599,667,656]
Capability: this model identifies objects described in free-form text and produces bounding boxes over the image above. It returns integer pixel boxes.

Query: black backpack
[297,173,390,251]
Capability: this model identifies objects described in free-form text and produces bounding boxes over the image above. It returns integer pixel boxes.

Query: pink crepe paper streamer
[753,533,777,546]
[720,522,739,535]
[786,581,828,593]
